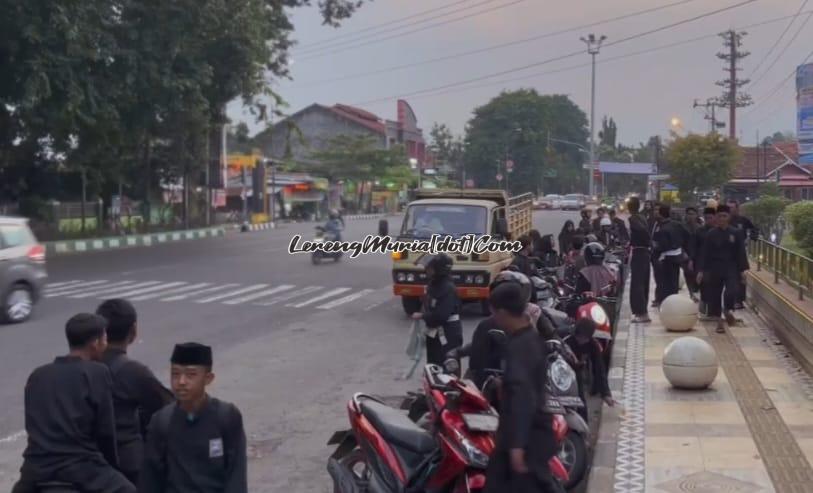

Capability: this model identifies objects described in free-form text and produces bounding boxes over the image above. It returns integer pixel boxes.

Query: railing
[749,238,813,301]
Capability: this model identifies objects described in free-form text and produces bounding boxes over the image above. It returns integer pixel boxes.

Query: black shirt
[731,215,758,240]
[564,336,611,398]
[612,217,630,244]
[697,226,750,273]
[694,224,712,263]
[422,277,460,329]
[20,356,118,474]
[140,398,247,493]
[652,219,683,259]
[101,349,173,452]
[628,213,651,248]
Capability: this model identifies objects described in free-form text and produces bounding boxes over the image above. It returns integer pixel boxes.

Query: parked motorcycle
[311,226,343,264]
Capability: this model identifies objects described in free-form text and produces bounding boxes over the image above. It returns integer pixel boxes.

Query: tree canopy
[663,133,741,203]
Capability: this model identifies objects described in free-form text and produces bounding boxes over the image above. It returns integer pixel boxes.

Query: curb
[235,213,391,233]
[45,227,226,257]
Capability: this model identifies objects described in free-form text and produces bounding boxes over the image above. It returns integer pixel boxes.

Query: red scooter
[327,364,569,492]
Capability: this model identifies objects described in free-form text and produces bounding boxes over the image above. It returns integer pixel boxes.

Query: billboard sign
[797,63,813,163]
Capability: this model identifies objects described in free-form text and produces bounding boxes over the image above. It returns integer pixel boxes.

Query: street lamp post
[581,34,606,199]
[410,158,420,190]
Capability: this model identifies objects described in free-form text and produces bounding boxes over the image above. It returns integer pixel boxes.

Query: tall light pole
[581,33,606,199]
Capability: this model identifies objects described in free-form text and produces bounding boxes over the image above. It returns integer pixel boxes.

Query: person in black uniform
[694,207,716,317]
[558,221,576,257]
[411,253,464,367]
[578,209,592,235]
[12,314,135,493]
[627,197,652,323]
[680,207,701,302]
[591,207,607,234]
[697,205,750,333]
[96,299,174,485]
[564,318,614,423]
[727,199,758,308]
[484,283,564,493]
[139,343,247,493]
[651,204,684,306]
[608,208,629,245]
[511,235,541,278]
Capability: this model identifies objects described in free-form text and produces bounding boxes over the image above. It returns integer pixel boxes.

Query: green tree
[785,201,813,256]
[742,196,790,236]
[598,116,617,148]
[429,123,464,185]
[464,89,588,194]
[758,182,781,197]
[663,133,741,203]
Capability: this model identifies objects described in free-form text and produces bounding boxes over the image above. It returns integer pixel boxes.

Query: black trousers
[13,459,136,493]
[485,447,565,493]
[426,321,463,367]
[629,248,650,316]
[655,259,681,303]
[702,269,739,318]
[683,261,698,295]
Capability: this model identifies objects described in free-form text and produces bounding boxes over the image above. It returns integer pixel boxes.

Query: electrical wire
[351,0,758,106]
[296,0,525,60]
[744,45,813,117]
[295,0,702,88]
[747,0,808,79]
[748,10,813,90]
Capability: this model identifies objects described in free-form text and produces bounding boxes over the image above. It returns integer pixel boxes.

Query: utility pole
[693,98,726,134]
[581,34,606,198]
[715,30,752,140]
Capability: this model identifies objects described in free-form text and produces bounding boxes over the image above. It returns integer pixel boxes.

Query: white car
[560,194,585,211]
[536,194,563,210]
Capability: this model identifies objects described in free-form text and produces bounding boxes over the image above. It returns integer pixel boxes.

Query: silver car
[0,217,47,323]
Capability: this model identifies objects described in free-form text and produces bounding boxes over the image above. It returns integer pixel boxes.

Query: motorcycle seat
[360,400,436,454]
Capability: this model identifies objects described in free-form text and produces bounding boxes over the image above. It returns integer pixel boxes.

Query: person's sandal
[716,322,726,334]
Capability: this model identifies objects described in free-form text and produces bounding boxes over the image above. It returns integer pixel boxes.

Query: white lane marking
[287,287,352,308]
[130,283,211,301]
[255,286,322,306]
[44,280,111,297]
[45,280,83,289]
[364,296,394,312]
[0,430,26,444]
[317,289,376,310]
[69,281,161,299]
[222,285,296,305]
[195,284,269,304]
[109,282,187,299]
[162,284,239,302]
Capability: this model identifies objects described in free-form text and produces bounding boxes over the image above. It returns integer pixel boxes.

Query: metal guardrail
[750,238,813,301]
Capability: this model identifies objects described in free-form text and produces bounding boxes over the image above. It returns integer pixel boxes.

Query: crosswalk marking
[109,282,187,299]
[162,284,239,302]
[287,287,352,308]
[69,281,161,299]
[44,280,111,297]
[45,280,83,289]
[222,285,296,305]
[255,286,322,306]
[317,289,376,310]
[130,283,211,301]
[195,284,269,304]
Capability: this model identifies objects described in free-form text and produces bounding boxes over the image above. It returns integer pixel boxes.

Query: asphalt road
[0,209,582,492]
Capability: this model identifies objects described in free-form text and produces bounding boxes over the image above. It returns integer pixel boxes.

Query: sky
[227,0,812,148]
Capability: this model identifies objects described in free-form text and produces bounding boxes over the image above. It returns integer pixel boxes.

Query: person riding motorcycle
[324,209,343,241]
[575,242,617,297]
[598,216,615,248]
[411,253,463,369]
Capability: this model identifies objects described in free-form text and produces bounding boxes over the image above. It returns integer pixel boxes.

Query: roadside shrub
[742,195,790,237]
[784,201,813,257]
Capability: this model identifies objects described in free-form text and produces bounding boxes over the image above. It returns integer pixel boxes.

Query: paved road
[0,210,580,491]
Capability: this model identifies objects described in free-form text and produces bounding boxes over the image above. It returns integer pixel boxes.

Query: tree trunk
[356,180,364,212]
[183,168,189,230]
[80,167,87,233]
[143,135,152,232]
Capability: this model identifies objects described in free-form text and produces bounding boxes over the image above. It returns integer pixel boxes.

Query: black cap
[703,207,716,215]
[171,342,213,367]
[716,205,731,214]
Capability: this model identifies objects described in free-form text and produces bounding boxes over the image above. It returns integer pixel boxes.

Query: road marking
[69,281,161,299]
[130,282,211,301]
[44,280,111,297]
[287,287,352,308]
[195,284,269,304]
[222,285,296,305]
[255,286,322,306]
[317,289,376,310]
[45,280,83,289]
[0,430,26,444]
[109,282,187,299]
[162,283,239,301]
[364,297,394,312]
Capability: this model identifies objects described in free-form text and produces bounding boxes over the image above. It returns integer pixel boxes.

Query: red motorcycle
[327,364,569,492]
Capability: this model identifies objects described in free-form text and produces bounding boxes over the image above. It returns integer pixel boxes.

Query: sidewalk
[590,284,813,493]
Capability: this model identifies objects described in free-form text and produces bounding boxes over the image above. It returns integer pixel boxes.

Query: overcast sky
[228,0,811,147]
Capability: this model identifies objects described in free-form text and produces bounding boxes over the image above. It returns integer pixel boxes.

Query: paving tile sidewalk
[589,284,813,493]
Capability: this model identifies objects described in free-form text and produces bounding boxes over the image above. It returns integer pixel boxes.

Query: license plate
[463,413,499,432]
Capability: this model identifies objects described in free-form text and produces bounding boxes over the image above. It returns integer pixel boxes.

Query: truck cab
[378,189,533,315]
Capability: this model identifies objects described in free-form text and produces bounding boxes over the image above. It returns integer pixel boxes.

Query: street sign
[466,179,475,188]
[648,174,671,181]
[496,173,503,182]
[582,163,600,170]
[506,159,514,170]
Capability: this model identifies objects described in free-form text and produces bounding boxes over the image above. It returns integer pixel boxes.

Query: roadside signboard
[798,63,813,163]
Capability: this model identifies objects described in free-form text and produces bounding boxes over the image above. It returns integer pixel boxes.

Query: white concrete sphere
[662,336,719,389]
[659,294,698,332]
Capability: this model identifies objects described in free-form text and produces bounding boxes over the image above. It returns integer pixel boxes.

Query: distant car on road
[0,217,47,323]
[560,194,585,211]
[535,194,563,210]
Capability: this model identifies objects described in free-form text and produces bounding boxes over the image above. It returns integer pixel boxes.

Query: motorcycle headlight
[590,304,608,326]
[396,273,406,282]
[465,275,474,284]
[406,273,415,282]
[455,429,490,469]
[550,357,575,393]
[474,274,485,285]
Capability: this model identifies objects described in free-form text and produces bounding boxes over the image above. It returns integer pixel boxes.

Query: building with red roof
[725,141,813,201]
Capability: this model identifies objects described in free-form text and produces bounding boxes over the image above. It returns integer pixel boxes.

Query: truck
[378,189,534,315]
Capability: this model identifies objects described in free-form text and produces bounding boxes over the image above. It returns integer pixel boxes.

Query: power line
[352,0,757,106]
[296,0,525,60]
[748,10,813,90]
[744,45,813,117]
[747,0,809,79]
[297,0,472,50]
[295,0,702,88]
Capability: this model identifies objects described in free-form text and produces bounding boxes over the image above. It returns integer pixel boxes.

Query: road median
[45,226,226,257]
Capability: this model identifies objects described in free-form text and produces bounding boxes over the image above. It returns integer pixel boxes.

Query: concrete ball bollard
[662,336,719,389]
[659,294,697,332]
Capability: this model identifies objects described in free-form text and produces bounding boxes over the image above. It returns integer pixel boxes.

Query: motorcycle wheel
[333,447,369,493]
[559,430,588,490]
[402,296,422,315]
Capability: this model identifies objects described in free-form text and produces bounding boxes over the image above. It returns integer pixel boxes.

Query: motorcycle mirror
[378,219,389,236]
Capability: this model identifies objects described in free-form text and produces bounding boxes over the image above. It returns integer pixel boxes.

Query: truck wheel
[402,297,422,315]
[480,300,491,316]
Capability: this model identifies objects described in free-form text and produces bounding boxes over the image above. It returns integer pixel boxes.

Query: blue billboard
[798,63,813,164]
